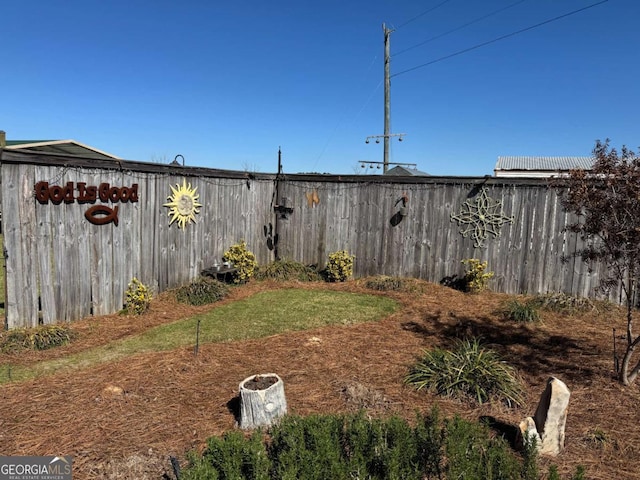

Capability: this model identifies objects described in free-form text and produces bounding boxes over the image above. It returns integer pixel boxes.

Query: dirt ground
[0,279,638,480]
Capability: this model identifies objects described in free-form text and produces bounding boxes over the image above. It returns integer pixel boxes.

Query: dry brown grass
[0,279,638,479]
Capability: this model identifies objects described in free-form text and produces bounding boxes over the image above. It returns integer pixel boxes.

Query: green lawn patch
[0,288,398,384]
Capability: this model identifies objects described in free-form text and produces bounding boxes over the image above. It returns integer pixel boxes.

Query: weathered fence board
[0,149,621,328]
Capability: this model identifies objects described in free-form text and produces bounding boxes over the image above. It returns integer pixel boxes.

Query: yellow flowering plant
[223,240,258,284]
[124,277,152,315]
[462,259,494,293]
[326,250,355,282]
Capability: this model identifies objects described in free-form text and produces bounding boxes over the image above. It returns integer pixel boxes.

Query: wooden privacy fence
[1,149,608,329]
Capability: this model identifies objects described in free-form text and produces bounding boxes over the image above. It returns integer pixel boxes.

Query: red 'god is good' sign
[34,181,139,226]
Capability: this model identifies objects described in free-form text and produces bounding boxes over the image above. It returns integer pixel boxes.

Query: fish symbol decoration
[85,205,119,226]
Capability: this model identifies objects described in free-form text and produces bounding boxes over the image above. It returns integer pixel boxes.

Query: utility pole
[383,23,392,173]
[365,24,406,173]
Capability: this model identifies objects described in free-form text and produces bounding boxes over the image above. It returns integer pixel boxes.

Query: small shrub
[364,275,405,291]
[547,465,560,480]
[584,427,615,450]
[530,292,599,315]
[445,415,522,480]
[520,433,539,480]
[223,240,258,284]
[181,410,537,480]
[254,259,322,282]
[414,407,445,479]
[194,430,270,480]
[503,299,540,323]
[124,277,152,315]
[268,414,348,479]
[462,258,494,293]
[572,465,587,480]
[325,250,355,282]
[0,324,75,352]
[176,277,229,306]
[405,338,524,407]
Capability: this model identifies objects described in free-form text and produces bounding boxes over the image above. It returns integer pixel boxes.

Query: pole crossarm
[358,160,416,170]
[365,133,406,144]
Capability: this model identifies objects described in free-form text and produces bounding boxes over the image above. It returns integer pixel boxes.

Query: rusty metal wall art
[34,181,139,226]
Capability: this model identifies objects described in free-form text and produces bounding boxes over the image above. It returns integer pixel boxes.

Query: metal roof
[3,139,120,160]
[495,156,594,171]
[384,165,430,176]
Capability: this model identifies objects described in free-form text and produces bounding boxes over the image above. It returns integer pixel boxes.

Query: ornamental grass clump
[0,324,75,352]
[254,259,322,282]
[529,292,600,315]
[405,338,524,407]
[176,277,229,306]
[364,275,406,291]
[325,250,355,282]
[503,299,540,323]
[124,277,152,315]
[223,240,258,284]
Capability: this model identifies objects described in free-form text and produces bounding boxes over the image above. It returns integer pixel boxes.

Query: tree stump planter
[238,373,287,430]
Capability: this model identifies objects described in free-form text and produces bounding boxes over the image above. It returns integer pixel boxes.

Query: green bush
[325,250,355,282]
[176,277,229,306]
[123,277,152,315]
[405,338,524,407]
[254,259,322,282]
[181,410,543,480]
[0,324,75,352]
[224,240,258,284]
[503,299,540,323]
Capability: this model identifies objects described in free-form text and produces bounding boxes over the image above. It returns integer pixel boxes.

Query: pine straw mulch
[0,279,639,480]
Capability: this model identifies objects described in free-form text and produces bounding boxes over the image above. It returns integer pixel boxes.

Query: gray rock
[533,376,571,456]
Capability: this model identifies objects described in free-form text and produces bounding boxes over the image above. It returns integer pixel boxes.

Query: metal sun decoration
[450,187,514,248]
[164,179,203,229]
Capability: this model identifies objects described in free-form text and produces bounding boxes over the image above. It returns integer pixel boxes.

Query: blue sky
[2,0,636,176]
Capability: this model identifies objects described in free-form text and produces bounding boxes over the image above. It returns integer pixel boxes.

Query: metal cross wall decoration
[450,186,514,248]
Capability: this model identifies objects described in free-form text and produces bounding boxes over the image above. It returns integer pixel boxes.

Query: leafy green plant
[462,258,494,293]
[405,337,524,407]
[124,277,152,315]
[223,240,258,284]
[176,277,229,306]
[503,299,540,323]
[0,324,75,352]
[325,250,355,282]
[254,259,321,282]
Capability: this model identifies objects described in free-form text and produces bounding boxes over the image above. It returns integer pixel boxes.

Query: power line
[394,0,528,57]
[396,0,455,29]
[392,0,609,78]
[310,55,381,171]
